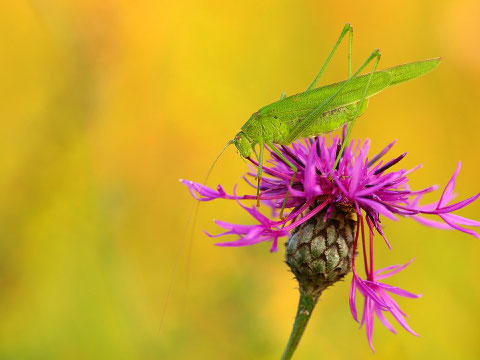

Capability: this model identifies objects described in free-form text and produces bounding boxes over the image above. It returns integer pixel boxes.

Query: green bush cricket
[163,23,441,334]
[225,23,441,216]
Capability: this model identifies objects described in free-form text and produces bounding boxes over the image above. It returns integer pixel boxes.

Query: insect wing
[268,71,392,116]
[325,71,392,108]
[383,58,442,87]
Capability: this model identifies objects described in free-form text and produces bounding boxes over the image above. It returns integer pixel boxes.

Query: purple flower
[182,130,480,349]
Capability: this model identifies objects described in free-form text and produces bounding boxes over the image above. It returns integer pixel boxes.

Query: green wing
[262,71,391,116]
[382,57,441,87]
[262,57,441,116]
[331,57,442,104]
[316,71,392,109]
[277,72,392,142]
[277,57,441,142]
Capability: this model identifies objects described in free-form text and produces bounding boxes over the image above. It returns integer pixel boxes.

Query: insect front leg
[255,143,265,207]
[306,23,353,91]
[268,142,297,218]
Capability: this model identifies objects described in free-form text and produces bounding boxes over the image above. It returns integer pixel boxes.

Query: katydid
[227,23,441,216]
[163,24,441,335]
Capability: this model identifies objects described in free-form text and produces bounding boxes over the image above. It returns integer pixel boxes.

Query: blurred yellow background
[0,1,479,359]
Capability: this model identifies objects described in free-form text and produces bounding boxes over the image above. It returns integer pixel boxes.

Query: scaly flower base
[282,206,357,359]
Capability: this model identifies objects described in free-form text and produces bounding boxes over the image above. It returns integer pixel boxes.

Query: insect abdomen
[298,103,363,140]
[267,103,363,145]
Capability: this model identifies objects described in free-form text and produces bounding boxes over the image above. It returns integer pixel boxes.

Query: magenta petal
[214,220,256,233]
[355,278,388,309]
[367,140,397,167]
[375,283,422,299]
[355,173,397,197]
[359,198,398,221]
[439,214,480,239]
[375,226,392,250]
[373,263,404,275]
[349,157,364,196]
[438,161,461,208]
[365,299,375,352]
[355,259,421,348]
[270,237,279,252]
[444,213,480,227]
[435,193,480,213]
[330,172,349,196]
[204,230,233,238]
[374,258,415,279]
[303,139,322,199]
[350,278,359,322]
[284,199,330,232]
[404,163,423,175]
[411,215,452,229]
[380,290,419,336]
[181,180,241,201]
[215,232,267,247]
[375,306,397,334]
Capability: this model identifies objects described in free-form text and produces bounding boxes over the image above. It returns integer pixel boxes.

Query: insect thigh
[306,23,354,91]
[335,50,382,167]
[285,49,383,143]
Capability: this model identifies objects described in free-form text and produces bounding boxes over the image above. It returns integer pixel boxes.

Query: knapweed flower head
[182,129,480,350]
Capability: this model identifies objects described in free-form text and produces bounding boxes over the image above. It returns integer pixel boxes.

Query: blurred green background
[0,1,479,359]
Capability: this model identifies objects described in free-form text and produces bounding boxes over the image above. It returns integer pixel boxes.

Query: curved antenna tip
[202,140,235,186]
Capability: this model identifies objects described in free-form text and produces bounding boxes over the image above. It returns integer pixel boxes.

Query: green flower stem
[281,291,320,360]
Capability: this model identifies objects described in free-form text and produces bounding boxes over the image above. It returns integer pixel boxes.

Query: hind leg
[306,23,353,91]
[285,48,382,144]
[333,50,382,169]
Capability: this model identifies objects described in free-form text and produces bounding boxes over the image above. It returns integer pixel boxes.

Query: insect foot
[285,205,356,298]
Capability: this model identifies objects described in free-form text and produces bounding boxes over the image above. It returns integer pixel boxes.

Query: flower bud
[285,206,356,296]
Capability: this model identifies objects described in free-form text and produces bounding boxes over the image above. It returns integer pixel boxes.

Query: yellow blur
[0,1,479,359]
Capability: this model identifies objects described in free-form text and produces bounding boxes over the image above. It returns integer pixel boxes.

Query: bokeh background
[0,1,479,359]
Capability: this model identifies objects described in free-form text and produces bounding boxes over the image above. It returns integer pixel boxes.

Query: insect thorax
[241,111,288,145]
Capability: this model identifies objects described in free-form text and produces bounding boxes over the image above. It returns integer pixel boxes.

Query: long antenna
[160,139,234,334]
[203,139,235,186]
[181,139,234,308]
